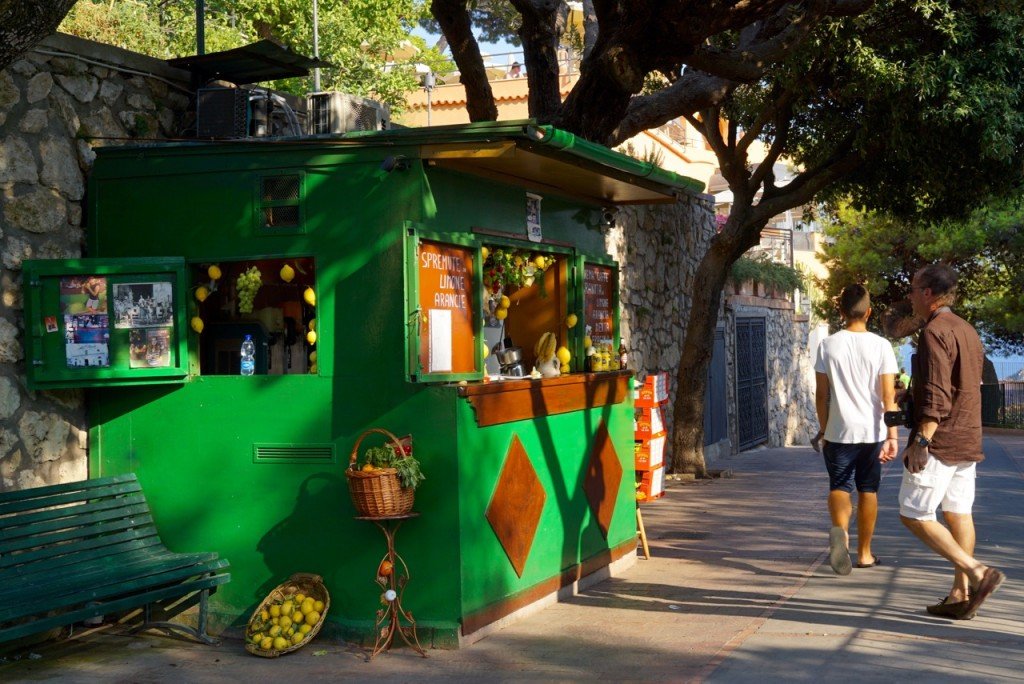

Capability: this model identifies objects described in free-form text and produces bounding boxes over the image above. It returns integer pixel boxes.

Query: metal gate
[735,317,768,450]
[703,328,728,445]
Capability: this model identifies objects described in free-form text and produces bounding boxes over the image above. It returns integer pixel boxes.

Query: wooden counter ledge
[457,370,632,427]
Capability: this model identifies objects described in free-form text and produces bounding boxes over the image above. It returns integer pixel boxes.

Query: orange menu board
[417,240,476,375]
[584,264,614,345]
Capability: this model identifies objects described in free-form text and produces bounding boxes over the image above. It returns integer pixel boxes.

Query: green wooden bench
[0,473,230,645]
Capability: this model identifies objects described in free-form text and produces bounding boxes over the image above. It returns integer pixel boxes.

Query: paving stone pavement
[3,430,1021,682]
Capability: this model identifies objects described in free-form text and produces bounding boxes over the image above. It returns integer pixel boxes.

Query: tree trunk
[555,42,639,142]
[431,0,498,121]
[0,0,78,70]
[672,211,766,476]
[515,3,563,122]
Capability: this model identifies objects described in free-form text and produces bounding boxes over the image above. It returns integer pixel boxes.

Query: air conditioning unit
[196,87,249,139]
[307,92,390,135]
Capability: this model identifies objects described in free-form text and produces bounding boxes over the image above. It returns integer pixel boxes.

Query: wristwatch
[915,434,931,448]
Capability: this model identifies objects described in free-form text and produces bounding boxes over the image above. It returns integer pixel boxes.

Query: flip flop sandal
[854,557,882,568]
[828,526,852,576]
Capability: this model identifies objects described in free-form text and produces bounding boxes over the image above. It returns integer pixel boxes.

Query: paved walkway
[3,430,1021,682]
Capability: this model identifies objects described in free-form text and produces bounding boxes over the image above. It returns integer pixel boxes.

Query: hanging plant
[482,248,554,295]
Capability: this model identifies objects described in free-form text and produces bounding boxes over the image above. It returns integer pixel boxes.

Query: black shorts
[822,441,883,493]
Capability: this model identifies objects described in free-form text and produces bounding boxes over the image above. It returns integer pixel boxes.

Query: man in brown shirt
[898,264,1004,620]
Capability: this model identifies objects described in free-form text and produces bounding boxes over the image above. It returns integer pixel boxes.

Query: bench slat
[0,571,231,643]
[0,528,162,571]
[0,499,152,542]
[0,512,157,555]
[0,477,143,517]
[0,554,225,620]
[0,473,139,505]
[0,545,209,600]
[0,493,149,538]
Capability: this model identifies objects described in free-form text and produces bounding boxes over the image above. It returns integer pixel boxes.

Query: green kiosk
[23,121,701,647]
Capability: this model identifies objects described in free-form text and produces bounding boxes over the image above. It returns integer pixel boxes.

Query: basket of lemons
[245,573,330,657]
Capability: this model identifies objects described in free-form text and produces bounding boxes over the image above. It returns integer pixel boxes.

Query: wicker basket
[244,573,331,658]
[346,428,415,517]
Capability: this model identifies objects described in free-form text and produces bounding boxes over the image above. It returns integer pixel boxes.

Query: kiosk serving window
[192,257,317,376]
[22,258,189,390]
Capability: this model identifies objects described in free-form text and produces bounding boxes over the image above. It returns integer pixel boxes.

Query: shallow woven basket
[346,428,415,517]
[244,573,331,658]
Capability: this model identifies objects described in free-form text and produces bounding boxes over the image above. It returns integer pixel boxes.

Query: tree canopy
[816,197,1024,354]
[57,0,449,112]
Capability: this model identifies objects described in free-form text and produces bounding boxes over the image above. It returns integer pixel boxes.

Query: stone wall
[610,197,817,465]
[0,34,190,491]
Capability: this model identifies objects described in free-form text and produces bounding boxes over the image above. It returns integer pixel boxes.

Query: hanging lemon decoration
[280,264,295,283]
[190,316,204,334]
[195,286,209,302]
[303,288,316,307]
[207,265,222,281]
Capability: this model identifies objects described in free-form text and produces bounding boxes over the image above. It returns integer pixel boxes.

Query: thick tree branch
[431,0,498,121]
[747,99,793,190]
[609,70,734,144]
[0,0,78,70]
[510,0,563,121]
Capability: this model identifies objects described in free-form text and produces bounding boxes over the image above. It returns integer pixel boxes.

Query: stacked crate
[634,372,669,502]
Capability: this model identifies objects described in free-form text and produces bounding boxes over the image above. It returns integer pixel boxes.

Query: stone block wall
[0,34,190,491]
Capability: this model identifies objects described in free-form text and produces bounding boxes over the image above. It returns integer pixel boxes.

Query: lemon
[295,594,306,604]
[561,363,570,373]
[309,363,318,374]
[279,264,295,282]
[273,636,289,650]
[301,598,315,615]
[260,610,270,621]
[259,637,273,651]
[533,255,546,269]
[303,287,316,307]
[207,265,222,281]
[494,307,508,321]
[269,604,281,618]
[281,600,294,617]
[306,330,317,345]
[292,610,305,624]
[308,318,316,331]
[305,611,320,625]
[481,246,489,261]
[583,336,592,348]
[279,616,292,630]
[195,285,209,302]
[556,346,571,364]
[313,600,324,613]
[269,625,282,637]
[499,295,510,308]
[190,316,204,334]
[291,632,304,645]
[482,343,489,359]
[299,624,313,635]
[565,313,578,328]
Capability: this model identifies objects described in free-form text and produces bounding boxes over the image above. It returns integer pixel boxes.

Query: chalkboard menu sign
[417,240,477,376]
[584,263,615,346]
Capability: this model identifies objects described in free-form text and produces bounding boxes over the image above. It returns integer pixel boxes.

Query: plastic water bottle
[240,334,255,376]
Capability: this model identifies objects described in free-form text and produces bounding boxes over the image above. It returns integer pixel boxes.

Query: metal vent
[262,175,300,202]
[263,206,300,227]
[253,444,336,464]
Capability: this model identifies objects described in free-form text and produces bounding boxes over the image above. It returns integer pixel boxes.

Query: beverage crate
[634,431,666,471]
[634,404,664,438]
[636,465,665,503]
[634,372,670,408]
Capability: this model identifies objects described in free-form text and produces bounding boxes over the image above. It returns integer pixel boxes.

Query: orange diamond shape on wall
[486,434,546,578]
[583,421,622,538]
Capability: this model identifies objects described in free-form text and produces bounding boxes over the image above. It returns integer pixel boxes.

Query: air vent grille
[253,444,336,464]
[262,175,300,202]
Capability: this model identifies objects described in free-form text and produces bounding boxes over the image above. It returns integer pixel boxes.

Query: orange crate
[634,372,670,407]
[636,465,665,503]
[634,431,666,471]
[634,405,664,438]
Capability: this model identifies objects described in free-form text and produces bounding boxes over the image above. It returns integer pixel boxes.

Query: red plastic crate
[634,404,664,438]
[634,372,670,408]
[636,465,665,503]
[634,431,666,471]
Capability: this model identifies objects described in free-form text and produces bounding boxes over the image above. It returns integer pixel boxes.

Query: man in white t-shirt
[813,284,900,575]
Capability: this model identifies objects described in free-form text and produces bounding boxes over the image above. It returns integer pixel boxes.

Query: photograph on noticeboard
[113,282,174,329]
[64,314,110,368]
[129,328,171,369]
[60,276,108,315]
